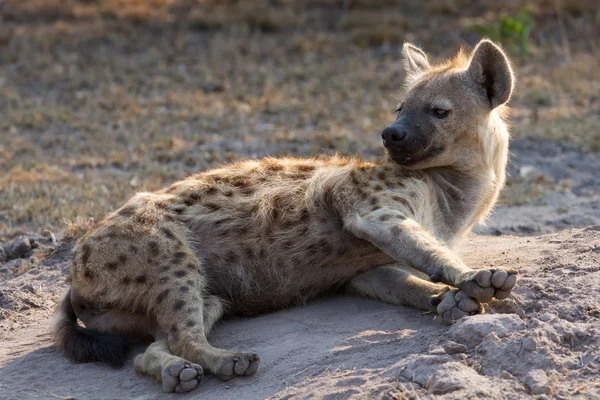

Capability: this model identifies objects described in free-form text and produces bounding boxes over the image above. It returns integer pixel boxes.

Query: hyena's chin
[386,144,446,168]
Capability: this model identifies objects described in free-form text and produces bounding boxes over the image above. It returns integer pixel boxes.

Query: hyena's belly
[196,232,390,316]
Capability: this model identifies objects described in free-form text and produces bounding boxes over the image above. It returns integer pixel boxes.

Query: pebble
[524,369,552,395]
[7,237,32,260]
[442,341,468,354]
[522,337,537,352]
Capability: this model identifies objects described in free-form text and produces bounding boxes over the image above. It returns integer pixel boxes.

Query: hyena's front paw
[458,268,519,303]
[161,359,203,393]
[432,289,482,324]
[215,352,260,381]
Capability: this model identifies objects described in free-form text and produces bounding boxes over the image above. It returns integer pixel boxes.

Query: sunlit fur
[51,40,517,393]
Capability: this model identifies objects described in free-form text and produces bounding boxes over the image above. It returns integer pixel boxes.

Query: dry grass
[0,0,598,235]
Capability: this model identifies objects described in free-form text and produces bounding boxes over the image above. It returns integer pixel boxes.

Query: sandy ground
[1,225,599,399]
[1,3,599,399]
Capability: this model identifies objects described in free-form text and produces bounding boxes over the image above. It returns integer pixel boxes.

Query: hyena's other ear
[402,43,431,79]
[467,39,514,109]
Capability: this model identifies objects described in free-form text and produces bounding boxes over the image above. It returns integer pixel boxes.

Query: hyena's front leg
[346,264,483,323]
[345,211,518,302]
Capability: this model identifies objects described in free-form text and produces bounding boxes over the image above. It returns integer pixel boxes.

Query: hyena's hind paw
[161,359,203,393]
[458,268,519,303]
[432,289,482,324]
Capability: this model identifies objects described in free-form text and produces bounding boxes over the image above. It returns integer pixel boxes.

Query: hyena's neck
[376,120,509,240]
[428,121,510,239]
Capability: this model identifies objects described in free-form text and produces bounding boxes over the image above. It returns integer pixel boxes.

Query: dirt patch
[1,229,599,399]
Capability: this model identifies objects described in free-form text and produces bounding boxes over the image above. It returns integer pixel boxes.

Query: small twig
[46,392,75,400]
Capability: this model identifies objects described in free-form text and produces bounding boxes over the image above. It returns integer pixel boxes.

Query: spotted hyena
[52,40,518,393]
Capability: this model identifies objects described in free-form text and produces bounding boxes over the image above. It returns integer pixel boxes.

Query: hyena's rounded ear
[402,43,431,80]
[467,39,515,109]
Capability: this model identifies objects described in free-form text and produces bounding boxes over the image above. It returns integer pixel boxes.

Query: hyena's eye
[432,108,450,119]
[394,104,403,117]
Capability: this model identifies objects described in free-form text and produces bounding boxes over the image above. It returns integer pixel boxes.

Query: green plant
[472,9,533,56]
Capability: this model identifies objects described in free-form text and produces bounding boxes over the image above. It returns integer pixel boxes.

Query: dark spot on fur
[135,275,147,284]
[161,227,176,240]
[81,244,91,268]
[379,214,392,221]
[297,164,315,172]
[173,205,186,214]
[243,246,254,258]
[214,218,229,227]
[265,162,283,172]
[105,261,118,270]
[172,251,186,261]
[118,254,127,263]
[148,241,160,256]
[373,184,383,191]
[350,171,360,186]
[232,177,249,187]
[204,202,221,211]
[259,248,267,258]
[174,270,187,278]
[122,276,131,285]
[171,323,178,333]
[206,186,218,195]
[377,171,386,180]
[186,262,196,270]
[160,264,171,272]
[186,320,197,328]
[224,189,234,197]
[156,289,170,304]
[371,205,381,211]
[128,245,138,254]
[299,208,310,222]
[282,240,294,249]
[118,206,136,217]
[179,286,189,293]
[370,197,379,206]
[319,239,333,254]
[240,186,256,196]
[83,269,94,279]
[225,251,238,264]
[186,279,194,286]
[173,300,185,311]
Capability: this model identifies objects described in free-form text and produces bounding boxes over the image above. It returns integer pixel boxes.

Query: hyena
[52,39,517,393]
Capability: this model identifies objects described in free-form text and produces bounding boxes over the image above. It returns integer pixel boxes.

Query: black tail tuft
[52,288,129,368]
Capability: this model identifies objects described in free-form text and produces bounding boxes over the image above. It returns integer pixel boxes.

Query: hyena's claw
[459,268,519,303]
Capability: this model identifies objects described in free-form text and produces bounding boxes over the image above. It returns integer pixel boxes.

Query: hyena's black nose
[381,125,407,147]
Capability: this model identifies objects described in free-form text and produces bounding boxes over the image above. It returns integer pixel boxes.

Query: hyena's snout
[381,112,431,165]
[381,123,407,147]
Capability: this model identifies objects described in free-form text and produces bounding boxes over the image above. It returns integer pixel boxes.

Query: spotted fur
[52,40,519,394]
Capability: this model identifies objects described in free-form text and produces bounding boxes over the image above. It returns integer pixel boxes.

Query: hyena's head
[382,39,514,169]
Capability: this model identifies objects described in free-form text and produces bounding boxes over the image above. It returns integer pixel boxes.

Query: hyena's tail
[51,288,129,367]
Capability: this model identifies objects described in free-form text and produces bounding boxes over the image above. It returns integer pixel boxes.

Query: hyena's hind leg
[151,253,259,381]
[134,296,226,393]
[346,264,483,324]
[135,339,204,393]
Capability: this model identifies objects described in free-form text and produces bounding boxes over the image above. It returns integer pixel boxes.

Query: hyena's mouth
[387,143,445,167]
